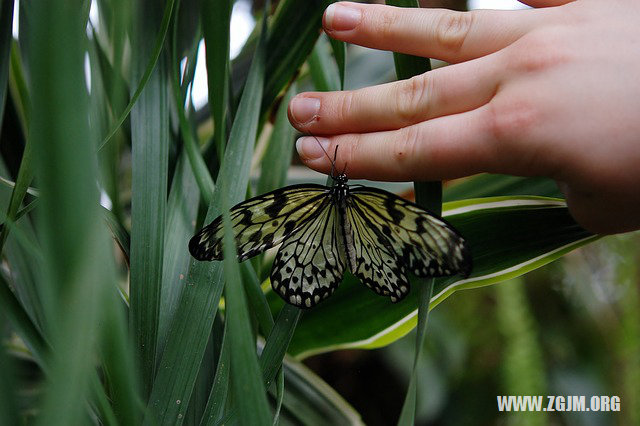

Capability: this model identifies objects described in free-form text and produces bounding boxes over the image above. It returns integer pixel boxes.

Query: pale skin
[287,0,640,234]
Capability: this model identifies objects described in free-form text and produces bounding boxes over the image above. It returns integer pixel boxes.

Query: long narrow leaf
[129,0,171,396]
[146,3,268,421]
[221,188,272,425]
[385,1,436,421]
[0,274,47,365]
[200,321,231,426]
[0,0,14,130]
[157,153,200,355]
[256,83,297,196]
[27,1,123,424]
[261,0,330,113]
[98,0,176,152]
[202,0,231,159]
[171,6,215,205]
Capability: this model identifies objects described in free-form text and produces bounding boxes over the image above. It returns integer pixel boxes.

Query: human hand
[288,0,640,234]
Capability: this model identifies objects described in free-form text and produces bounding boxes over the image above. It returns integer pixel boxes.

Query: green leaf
[261,0,331,113]
[0,311,18,426]
[200,321,231,426]
[202,0,231,159]
[129,0,172,396]
[288,197,597,358]
[274,355,363,425]
[385,1,435,421]
[215,304,302,425]
[0,274,48,365]
[98,0,175,153]
[157,153,200,356]
[221,185,272,425]
[0,0,14,130]
[240,262,274,337]
[8,42,31,133]
[171,3,215,206]
[328,38,346,91]
[26,1,127,424]
[145,2,268,421]
[0,160,43,329]
[260,305,302,389]
[256,82,297,196]
[308,35,341,92]
[444,174,562,201]
[0,13,34,256]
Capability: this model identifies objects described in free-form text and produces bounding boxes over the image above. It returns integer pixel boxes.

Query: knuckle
[377,10,397,40]
[485,95,545,173]
[434,10,475,52]
[338,134,359,168]
[394,125,421,163]
[394,75,431,125]
[508,31,570,73]
[486,95,538,145]
[337,91,355,122]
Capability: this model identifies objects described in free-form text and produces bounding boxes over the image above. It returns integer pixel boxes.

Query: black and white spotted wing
[189,184,330,262]
[189,175,472,308]
[270,199,346,308]
[348,187,471,279]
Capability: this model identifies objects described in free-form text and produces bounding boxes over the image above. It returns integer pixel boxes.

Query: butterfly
[189,148,472,308]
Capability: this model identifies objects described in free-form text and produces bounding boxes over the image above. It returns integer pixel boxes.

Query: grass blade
[328,38,346,91]
[129,0,172,396]
[98,0,175,153]
[0,160,43,328]
[0,313,18,426]
[157,153,200,355]
[0,274,47,365]
[202,0,231,159]
[261,0,330,113]
[26,0,125,423]
[200,322,231,426]
[171,5,215,205]
[260,305,302,389]
[214,304,302,425]
[308,35,341,92]
[146,2,268,421]
[256,83,297,196]
[221,191,272,425]
[0,0,14,129]
[384,1,436,422]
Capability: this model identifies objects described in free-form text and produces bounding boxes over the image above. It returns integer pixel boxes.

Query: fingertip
[323,2,362,32]
[289,95,321,127]
[296,136,330,161]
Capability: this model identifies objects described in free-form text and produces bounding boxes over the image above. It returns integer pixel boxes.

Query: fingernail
[296,136,329,160]
[289,96,320,124]
[325,2,361,31]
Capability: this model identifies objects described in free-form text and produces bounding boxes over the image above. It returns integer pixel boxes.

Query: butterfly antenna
[309,135,338,177]
[341,161,348,176]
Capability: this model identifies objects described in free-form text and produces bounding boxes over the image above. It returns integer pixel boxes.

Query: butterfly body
[189,174,471,308]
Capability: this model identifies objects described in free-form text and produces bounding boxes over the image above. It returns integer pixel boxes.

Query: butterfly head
[334,172,348,185]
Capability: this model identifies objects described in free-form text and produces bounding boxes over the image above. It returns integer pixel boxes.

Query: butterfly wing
[189,184,330,262]
[342,198,410,302]
[349,187,471,279]
[271,198,346,308]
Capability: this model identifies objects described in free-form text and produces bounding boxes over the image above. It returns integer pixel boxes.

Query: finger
[289,53,504,134]
[519,0,575,7]
[323,2,552,63]
[295,106,509,182]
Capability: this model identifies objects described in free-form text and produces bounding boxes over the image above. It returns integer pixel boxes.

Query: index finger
[323,2,555,63]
